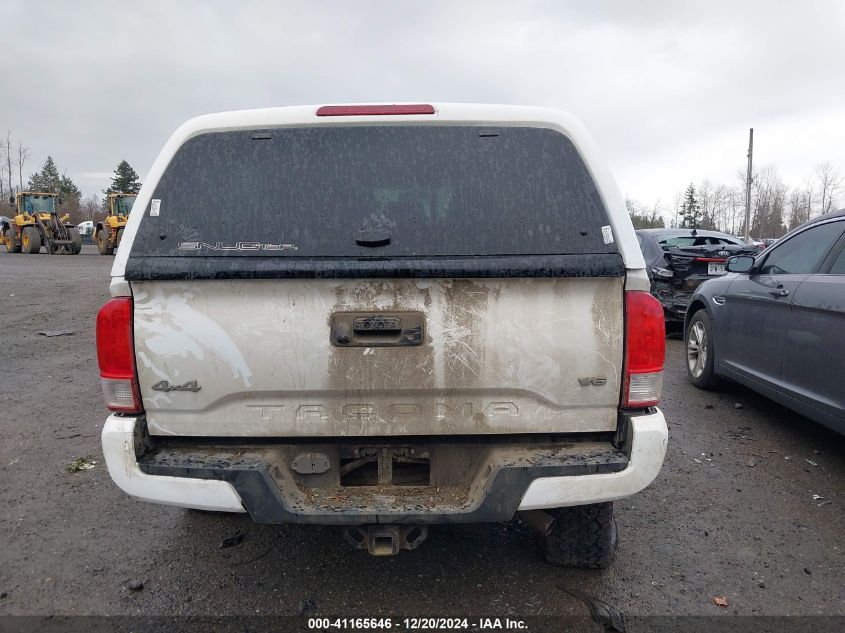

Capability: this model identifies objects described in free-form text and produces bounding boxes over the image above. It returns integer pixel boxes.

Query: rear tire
[115,228,124,250]
[685,310,721,389]
[542,502,615,568]
[22,226,41,254]
[4,229,21,253]
[67,227,82,254]
[96,229,113,255]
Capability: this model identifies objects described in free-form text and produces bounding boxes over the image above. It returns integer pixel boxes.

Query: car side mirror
[726,255,755,273]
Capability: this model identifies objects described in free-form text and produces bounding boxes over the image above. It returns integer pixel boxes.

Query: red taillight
[623,291,665,408]
[96,297,142,413]
[316,104,436,116]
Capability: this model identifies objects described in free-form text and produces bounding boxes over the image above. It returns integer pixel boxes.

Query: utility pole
[743,128,753,243]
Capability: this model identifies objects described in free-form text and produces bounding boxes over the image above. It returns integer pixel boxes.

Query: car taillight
[96,297,142,413]
[316,104,436,116]
[623,291,665,407]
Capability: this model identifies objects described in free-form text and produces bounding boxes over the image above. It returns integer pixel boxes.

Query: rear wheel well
[684,299,707,334]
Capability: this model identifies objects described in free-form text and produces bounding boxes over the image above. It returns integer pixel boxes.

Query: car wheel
[685,310,721,389]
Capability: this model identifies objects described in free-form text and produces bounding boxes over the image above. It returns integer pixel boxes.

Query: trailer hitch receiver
[343,524,428,556]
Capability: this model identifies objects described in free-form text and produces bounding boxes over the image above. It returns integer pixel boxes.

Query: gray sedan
[683,209,845,435]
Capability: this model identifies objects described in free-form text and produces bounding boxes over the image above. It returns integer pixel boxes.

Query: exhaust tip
[518,510,556,536]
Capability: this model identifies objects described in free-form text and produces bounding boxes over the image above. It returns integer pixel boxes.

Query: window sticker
[601,225,614,244]
[150,199,161,217]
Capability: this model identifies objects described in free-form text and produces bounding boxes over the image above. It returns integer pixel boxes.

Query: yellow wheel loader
[2,192,82,255]
[94,193,136,255]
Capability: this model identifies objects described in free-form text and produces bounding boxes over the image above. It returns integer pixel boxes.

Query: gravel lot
[1,247,843,627]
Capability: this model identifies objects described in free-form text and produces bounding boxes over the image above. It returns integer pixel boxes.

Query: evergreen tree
[27,156,61,192]
[27,156,80,200]
[104,160,141,195]
[60,173,80,198]
[680,183,701,228]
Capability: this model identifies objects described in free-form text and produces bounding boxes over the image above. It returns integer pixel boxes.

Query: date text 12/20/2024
[307,618,528,630]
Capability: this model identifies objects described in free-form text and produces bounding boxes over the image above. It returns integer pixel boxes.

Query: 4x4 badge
[151,379,201,393]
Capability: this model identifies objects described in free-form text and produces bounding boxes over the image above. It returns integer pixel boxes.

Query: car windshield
[114,196,136,215]
[22,195,56,214]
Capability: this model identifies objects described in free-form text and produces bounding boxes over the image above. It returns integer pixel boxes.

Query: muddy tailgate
[133,276,623,437]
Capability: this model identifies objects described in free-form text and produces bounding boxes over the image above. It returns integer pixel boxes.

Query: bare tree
[734,168,754,236]
[708,184,731,233]
[3,132,12,199]
[671,191,683,228]
[816,162,842,215]
[79,195,103,222]
[626,196,665,229]
[787,188,808,230]
[729,186,746,235]
[698,179,716,229]
[16,140,30,191]
[750,165,787,238]
[648,199,665,228]
[802,177,815,222]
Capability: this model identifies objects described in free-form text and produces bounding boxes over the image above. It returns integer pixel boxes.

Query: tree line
[1,132,31,205]
[628,162,842,238]
[2,131,141,224]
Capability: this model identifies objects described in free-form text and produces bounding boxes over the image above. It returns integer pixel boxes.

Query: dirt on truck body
[97,104,668,567]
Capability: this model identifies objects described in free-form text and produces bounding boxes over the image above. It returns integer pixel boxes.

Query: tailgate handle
[331,312,424,347]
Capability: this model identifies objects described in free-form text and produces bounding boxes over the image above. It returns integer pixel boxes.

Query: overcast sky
[2,0,844,217]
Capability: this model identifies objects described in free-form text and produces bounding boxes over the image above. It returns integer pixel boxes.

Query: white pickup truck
[97,103,667,567]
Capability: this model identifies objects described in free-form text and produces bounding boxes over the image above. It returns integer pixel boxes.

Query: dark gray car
[683,210,845,435]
